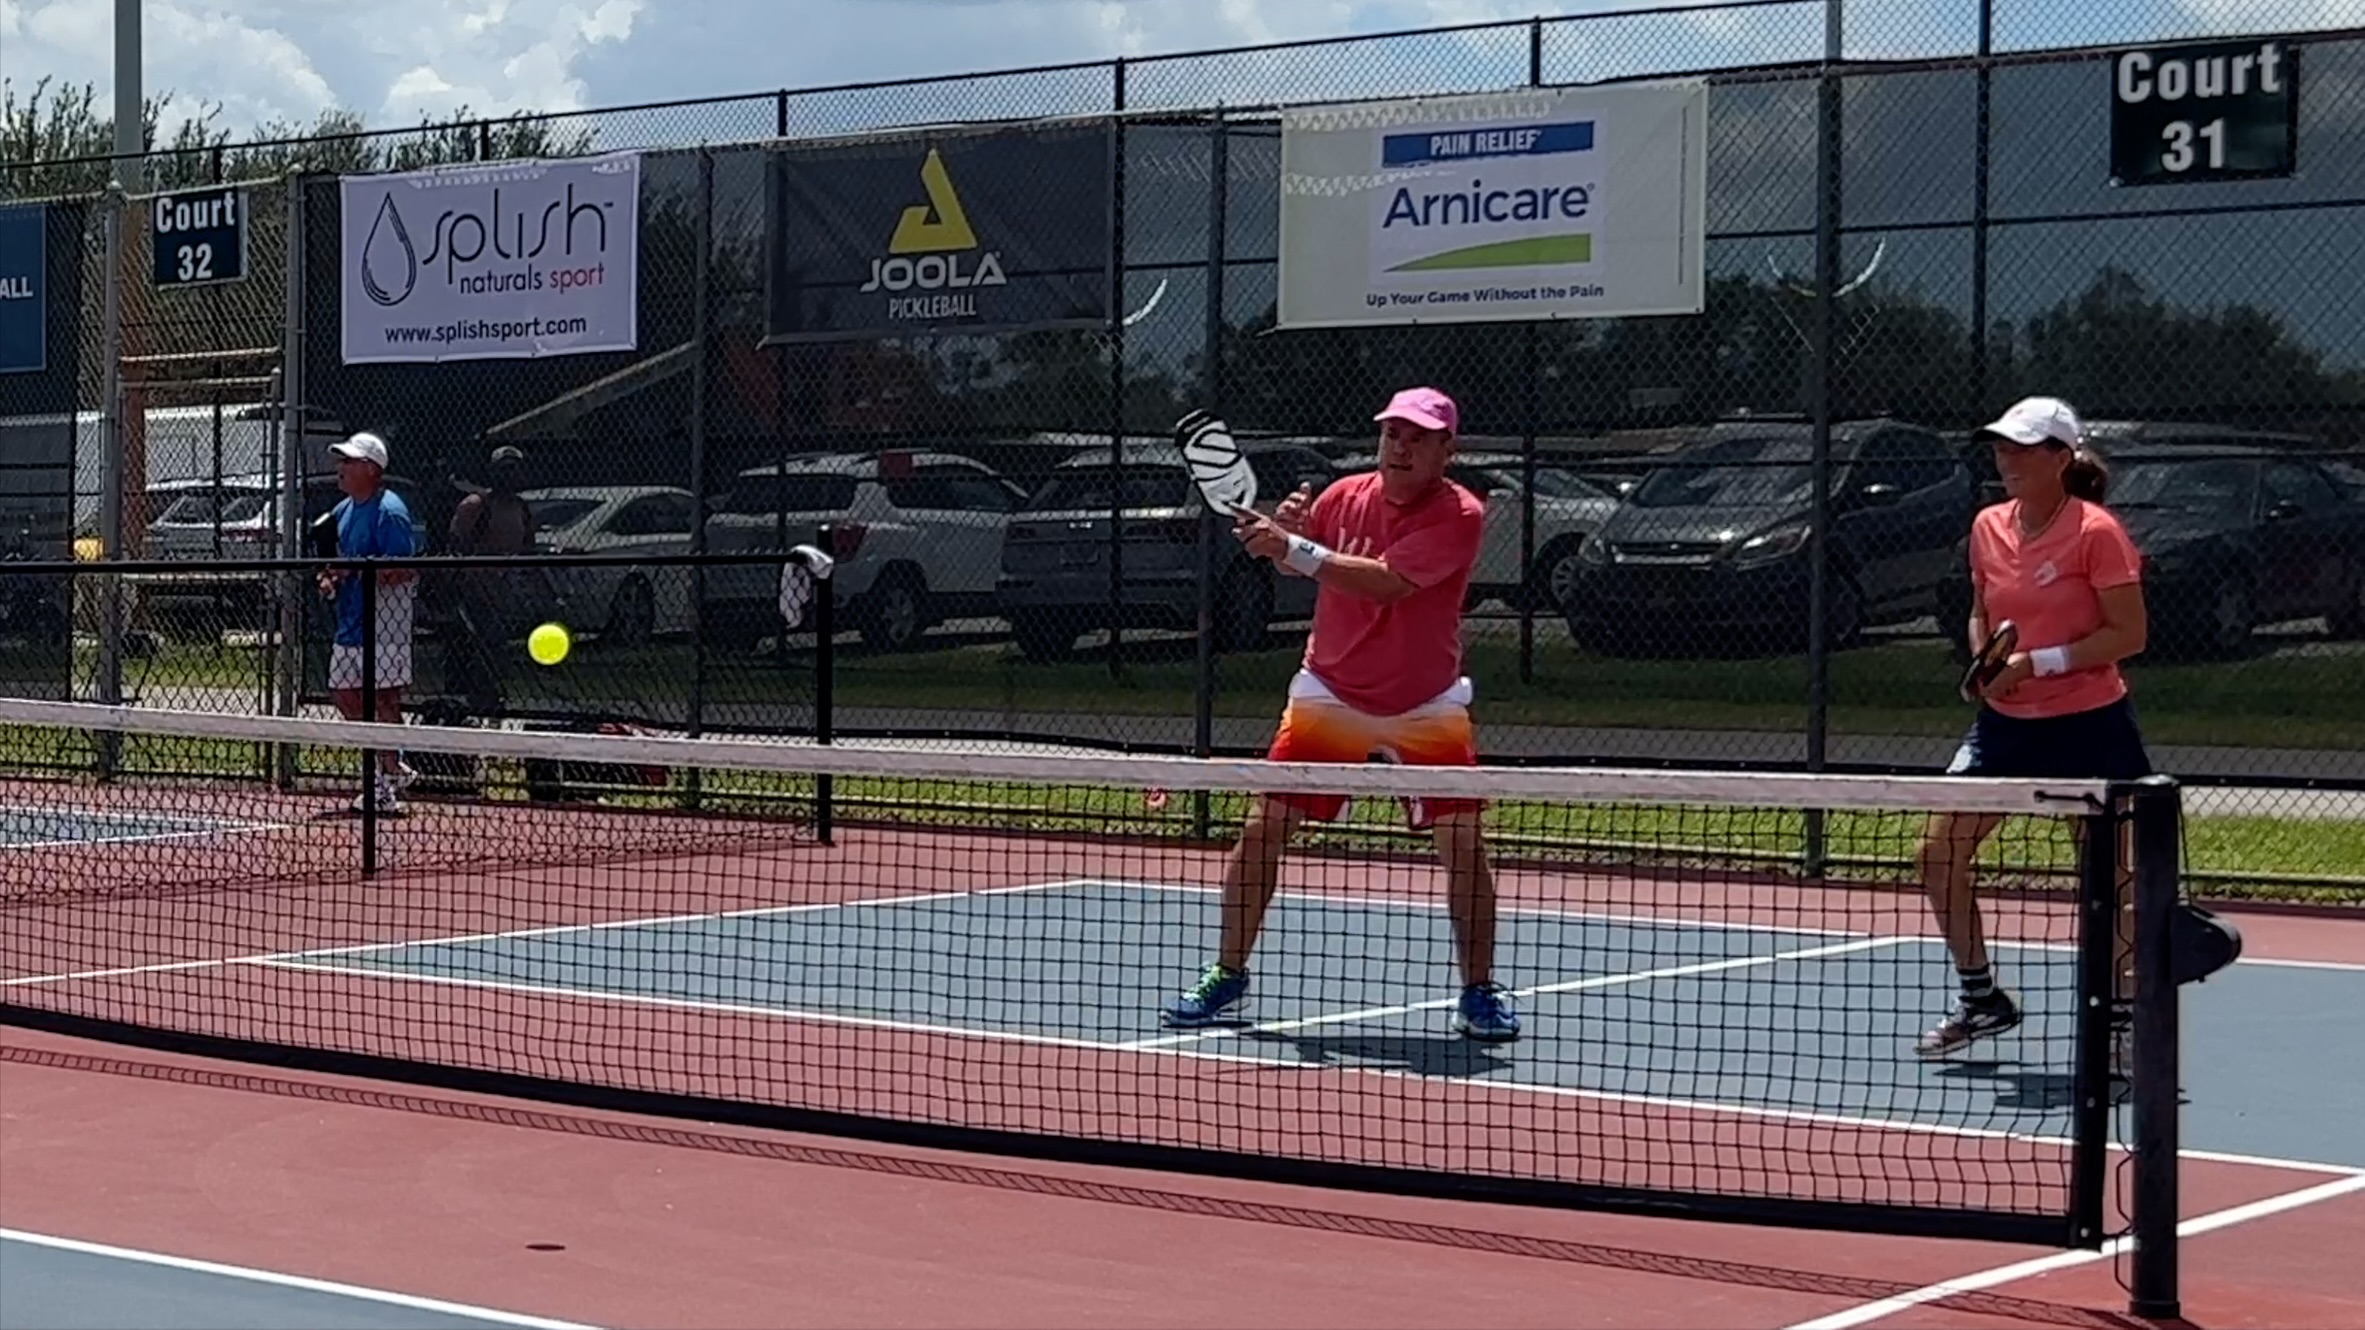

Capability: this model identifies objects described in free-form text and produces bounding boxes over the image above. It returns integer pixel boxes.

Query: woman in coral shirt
[1916,397,2153,1074]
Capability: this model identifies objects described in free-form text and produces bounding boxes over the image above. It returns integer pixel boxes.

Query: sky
[1,0,2357,148]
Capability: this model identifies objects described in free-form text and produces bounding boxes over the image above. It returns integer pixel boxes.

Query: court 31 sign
[2110,38,2297,185]
[150,186,249,287]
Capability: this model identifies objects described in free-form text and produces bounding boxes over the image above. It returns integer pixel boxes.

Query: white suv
[704,450,1028,651]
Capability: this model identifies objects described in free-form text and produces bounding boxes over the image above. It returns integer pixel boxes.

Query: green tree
[1,75,595,199]
[2016,265,2363,420]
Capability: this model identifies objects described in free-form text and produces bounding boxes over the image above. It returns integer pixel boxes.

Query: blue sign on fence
[0,204,45,375]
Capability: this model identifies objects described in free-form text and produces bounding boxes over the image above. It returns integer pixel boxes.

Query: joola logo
[860,148,1006,321]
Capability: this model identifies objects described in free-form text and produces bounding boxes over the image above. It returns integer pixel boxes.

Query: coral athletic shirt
[1297,470,1487,716]
[1969,496,2144,720]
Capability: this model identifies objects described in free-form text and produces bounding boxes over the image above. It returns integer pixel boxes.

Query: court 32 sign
[2110,38,2297,185]
[150,186,248,288]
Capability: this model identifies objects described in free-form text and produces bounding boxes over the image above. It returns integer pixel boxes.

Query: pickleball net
[0,697,2167,1248]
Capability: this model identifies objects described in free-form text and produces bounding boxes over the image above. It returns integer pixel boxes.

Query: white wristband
[1281,535,1332,577]
[2031,646,2072,677]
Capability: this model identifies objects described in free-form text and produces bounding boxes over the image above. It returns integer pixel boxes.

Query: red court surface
[4,1017,2361,1330]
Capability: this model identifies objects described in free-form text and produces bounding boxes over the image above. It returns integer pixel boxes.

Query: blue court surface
[0,1232,586,1330]
[0,805,280,850]
[268,877,2365,1171]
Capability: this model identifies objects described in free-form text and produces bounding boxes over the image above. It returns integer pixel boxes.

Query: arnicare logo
[1372,121,1598,274]
[860,147,1007,322]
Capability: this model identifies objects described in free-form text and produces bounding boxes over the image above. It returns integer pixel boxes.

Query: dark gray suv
[997,442,1338,661]
[1561,418,1976,656]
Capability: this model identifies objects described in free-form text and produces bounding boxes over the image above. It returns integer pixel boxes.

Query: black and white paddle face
[1961,618,2019,698]
[1175,409,1258,519]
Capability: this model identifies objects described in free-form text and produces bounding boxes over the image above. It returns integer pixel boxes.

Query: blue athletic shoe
[1452,982,1520,1043]
[1161,963,1249,1028]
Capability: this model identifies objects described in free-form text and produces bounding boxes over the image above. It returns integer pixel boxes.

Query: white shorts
[331,640,414,691]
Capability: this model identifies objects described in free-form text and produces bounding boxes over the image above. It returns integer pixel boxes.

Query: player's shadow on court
[1931,1061,2078,1111]
[1241,1029,1515,1079]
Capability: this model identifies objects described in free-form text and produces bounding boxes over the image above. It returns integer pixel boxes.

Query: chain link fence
[4,1,2360,893]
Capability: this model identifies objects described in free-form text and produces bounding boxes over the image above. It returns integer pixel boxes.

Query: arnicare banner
[1277,83,1707,329]
[340,152,641,364]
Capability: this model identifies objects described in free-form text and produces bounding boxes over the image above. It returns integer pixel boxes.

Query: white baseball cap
[1977,397,2083,449]
[330,432,389,468]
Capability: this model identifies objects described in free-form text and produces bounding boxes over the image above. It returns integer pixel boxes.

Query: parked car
[1334,449,1622,612]
[1561,419,1976,656]
[703,450,1028,651]
[144,472,284,562]
[524,486,701,645]
[1935,438,2365,658]
[997,442,1339,661]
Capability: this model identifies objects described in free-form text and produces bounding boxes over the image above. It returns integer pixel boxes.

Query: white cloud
[11,0,2349,155]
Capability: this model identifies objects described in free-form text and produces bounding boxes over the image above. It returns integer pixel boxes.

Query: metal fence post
[1970,0,1995,415]
[686,146,712,812]
[1193,107,1229,839]
[275,173,309,790]
[95,184,127,780]
[1802,0,1846,876]
[1520,16,1547,687]
[1106,66,1129,682]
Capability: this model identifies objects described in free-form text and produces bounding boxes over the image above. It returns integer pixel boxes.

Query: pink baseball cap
[1374,386,1458,435]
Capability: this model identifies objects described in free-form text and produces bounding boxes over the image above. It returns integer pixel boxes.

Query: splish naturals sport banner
[340,152,642,365]
[1276,83,1707,329]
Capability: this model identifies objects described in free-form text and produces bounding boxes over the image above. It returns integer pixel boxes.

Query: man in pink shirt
[1158,386,1518,1042]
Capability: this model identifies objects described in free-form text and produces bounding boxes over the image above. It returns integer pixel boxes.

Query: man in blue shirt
[318,432,420,813]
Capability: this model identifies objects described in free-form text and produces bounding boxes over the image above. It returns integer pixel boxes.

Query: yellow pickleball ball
[527,622,572,666]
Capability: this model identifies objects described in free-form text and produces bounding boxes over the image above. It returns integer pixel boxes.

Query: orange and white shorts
[1263,670,1482,830]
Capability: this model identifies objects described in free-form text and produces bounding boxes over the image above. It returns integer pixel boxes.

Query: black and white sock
[1959,964,1998,1003]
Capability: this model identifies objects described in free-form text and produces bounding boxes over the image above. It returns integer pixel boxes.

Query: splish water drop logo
[361,194,419,307]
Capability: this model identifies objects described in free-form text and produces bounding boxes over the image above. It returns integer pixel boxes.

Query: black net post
[2069,788,2122,1249]
[810,528,836,846]
[359,551,379,878]
[2128,774,2185,1319]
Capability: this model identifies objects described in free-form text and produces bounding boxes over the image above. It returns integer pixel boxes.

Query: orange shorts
[1263,672,1482,830]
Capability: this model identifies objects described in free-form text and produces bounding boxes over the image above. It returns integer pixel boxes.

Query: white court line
[227,950,2365,1178]
[8,872,2348,989]
[1086,877,2365,973]
[0,1228,603,1330]
[0,814,303,853]
[1124,936,1909,1049]
[1783,1171,2365,1330]
[0,879,1086,989]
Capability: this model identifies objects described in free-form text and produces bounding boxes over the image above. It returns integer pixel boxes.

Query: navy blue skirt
[1946,697,2154,782]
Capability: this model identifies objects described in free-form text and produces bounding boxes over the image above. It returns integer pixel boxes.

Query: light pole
[114,0,142,180]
